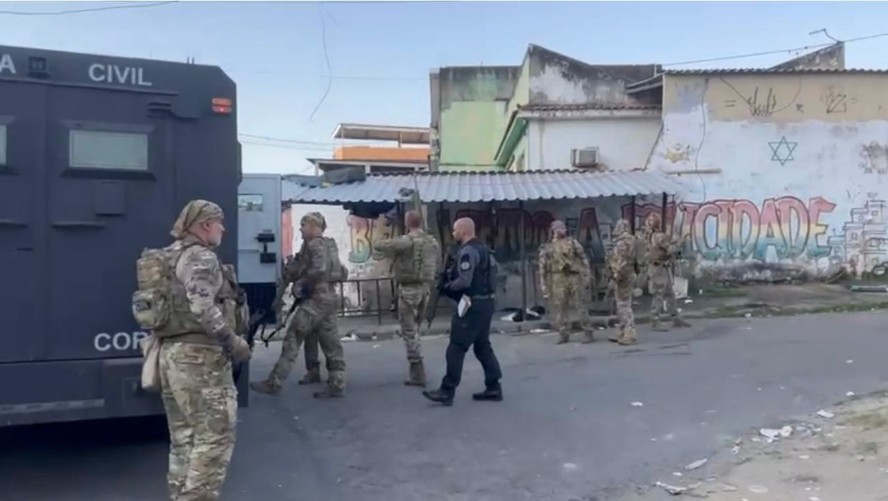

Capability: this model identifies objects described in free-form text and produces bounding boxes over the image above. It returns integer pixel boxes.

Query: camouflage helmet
[301,211,327,231]
[645,212,662,230]
[170,199,224,239]
[613,219,631,237]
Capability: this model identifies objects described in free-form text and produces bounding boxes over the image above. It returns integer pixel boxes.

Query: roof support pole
[519,200,527,321]
[661,193,668,233]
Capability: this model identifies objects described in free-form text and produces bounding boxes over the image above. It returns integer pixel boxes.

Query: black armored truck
[0,45,249,427]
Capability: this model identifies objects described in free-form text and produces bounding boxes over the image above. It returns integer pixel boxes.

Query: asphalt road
[2,311,888,501]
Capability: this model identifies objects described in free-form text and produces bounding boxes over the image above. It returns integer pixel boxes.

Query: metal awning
[282,169,686,206]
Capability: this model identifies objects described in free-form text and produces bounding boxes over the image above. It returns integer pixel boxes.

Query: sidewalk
[261,282,888,343]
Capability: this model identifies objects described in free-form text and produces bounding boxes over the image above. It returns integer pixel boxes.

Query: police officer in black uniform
[422,217,503,406]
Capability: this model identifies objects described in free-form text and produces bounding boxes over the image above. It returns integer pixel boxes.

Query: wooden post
[661,193,668,232]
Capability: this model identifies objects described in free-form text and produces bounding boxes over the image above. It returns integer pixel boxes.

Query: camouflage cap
[170,199,224,239]
[613,219,631,237]
[301,211,327,231]
[550,220,567,232]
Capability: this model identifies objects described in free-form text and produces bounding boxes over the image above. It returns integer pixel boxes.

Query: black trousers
[440,297,502,394]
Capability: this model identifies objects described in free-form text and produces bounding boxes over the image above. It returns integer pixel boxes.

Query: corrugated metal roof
[282,169,686,205]
[517,103,661,112]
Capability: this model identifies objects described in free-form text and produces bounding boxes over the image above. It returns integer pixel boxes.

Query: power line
[239,133,335,146]
[0,1,177,16]
[663,31,888,67]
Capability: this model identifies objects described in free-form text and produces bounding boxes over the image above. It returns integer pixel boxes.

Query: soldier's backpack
[414,234,441,284]
[132,247,176,332]
[323,237,349,282]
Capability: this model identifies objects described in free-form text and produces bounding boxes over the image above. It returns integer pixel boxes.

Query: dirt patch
[621,392,888,500]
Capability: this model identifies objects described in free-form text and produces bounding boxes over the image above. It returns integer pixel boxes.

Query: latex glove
[229,337,252,363]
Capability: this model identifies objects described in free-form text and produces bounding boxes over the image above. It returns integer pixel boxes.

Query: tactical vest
[453,239,496,297]
[132,242,248,342]
[647,233,671,263]
[394,233,440,285]
[545,239,585,274]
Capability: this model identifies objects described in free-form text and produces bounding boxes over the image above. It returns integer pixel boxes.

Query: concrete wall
[527,116,662,171]
[647,72,888,281]
[527,45,659,107]
[435,66,519,168]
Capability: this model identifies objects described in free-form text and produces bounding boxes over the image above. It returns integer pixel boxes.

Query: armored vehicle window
[0,124,6,165]
[69,130,148,171]
[238,194,264,212]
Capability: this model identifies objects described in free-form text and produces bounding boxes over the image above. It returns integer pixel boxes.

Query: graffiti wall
[647,72,888,280]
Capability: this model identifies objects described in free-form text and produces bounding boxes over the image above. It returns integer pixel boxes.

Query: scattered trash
[780,425,794,437]
[748,485,769,494]
[799,454,810,460]
[760,428,781,442]
[530,328,549,334]
[673,472,683,477]
[685,458,708,471]
[745,313,752,318]
[340,333,358,342]
[731,445,740,455]
[684,298,693,304]
[816,410,835,419]
[372,344,380,349]
[847,391,856,397]
[846,359,854,364]
[810,497,821,501]
[562,462,578,471]
[631,401,644,407]
[655,481,687,495]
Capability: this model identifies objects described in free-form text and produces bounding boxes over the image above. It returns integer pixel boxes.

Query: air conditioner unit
[571,147,599,168]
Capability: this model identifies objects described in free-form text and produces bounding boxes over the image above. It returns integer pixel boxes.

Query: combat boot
[617,329,638,346]
[650,318,669,332]
[556,332,571,344]
[472,384,503,402]
[422,388,454,406]
[313,386,344,399]
[608,329,622,343]
[581,331,595,344]
[250,380,282,396]
[404,361,427,387]
[673,317,691,328]
[298,371,322,385]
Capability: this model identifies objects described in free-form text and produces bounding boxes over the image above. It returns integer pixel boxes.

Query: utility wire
[309,3,334,122]
[0,1,177,16]
[663,31,888,67]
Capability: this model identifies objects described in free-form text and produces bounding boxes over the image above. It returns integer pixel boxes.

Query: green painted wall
[440,100,508,166]
[506,60,530,119]
[437,66,520,168]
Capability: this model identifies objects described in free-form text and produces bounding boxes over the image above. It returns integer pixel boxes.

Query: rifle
[232,308,274,383]
[426,243,459,328]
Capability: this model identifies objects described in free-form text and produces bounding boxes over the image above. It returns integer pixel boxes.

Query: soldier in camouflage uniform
[373,210,440,387]
[607,219,638,346]
[645,213,691,331]
[252,212,348,398]
[538,220,595,344]
[273,254,325,385]
[159,200,251,501]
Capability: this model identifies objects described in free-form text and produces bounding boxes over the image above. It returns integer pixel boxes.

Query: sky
[2,0,888,175]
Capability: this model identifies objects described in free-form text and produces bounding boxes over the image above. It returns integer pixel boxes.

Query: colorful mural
[624,197,836,262]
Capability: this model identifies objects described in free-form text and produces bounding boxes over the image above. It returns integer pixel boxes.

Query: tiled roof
[517,103,661,112]
[282,169,686,205]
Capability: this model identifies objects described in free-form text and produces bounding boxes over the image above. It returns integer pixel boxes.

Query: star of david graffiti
[768,136,798,166]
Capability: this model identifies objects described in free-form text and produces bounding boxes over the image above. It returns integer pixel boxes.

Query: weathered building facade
[643,65,888,281]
